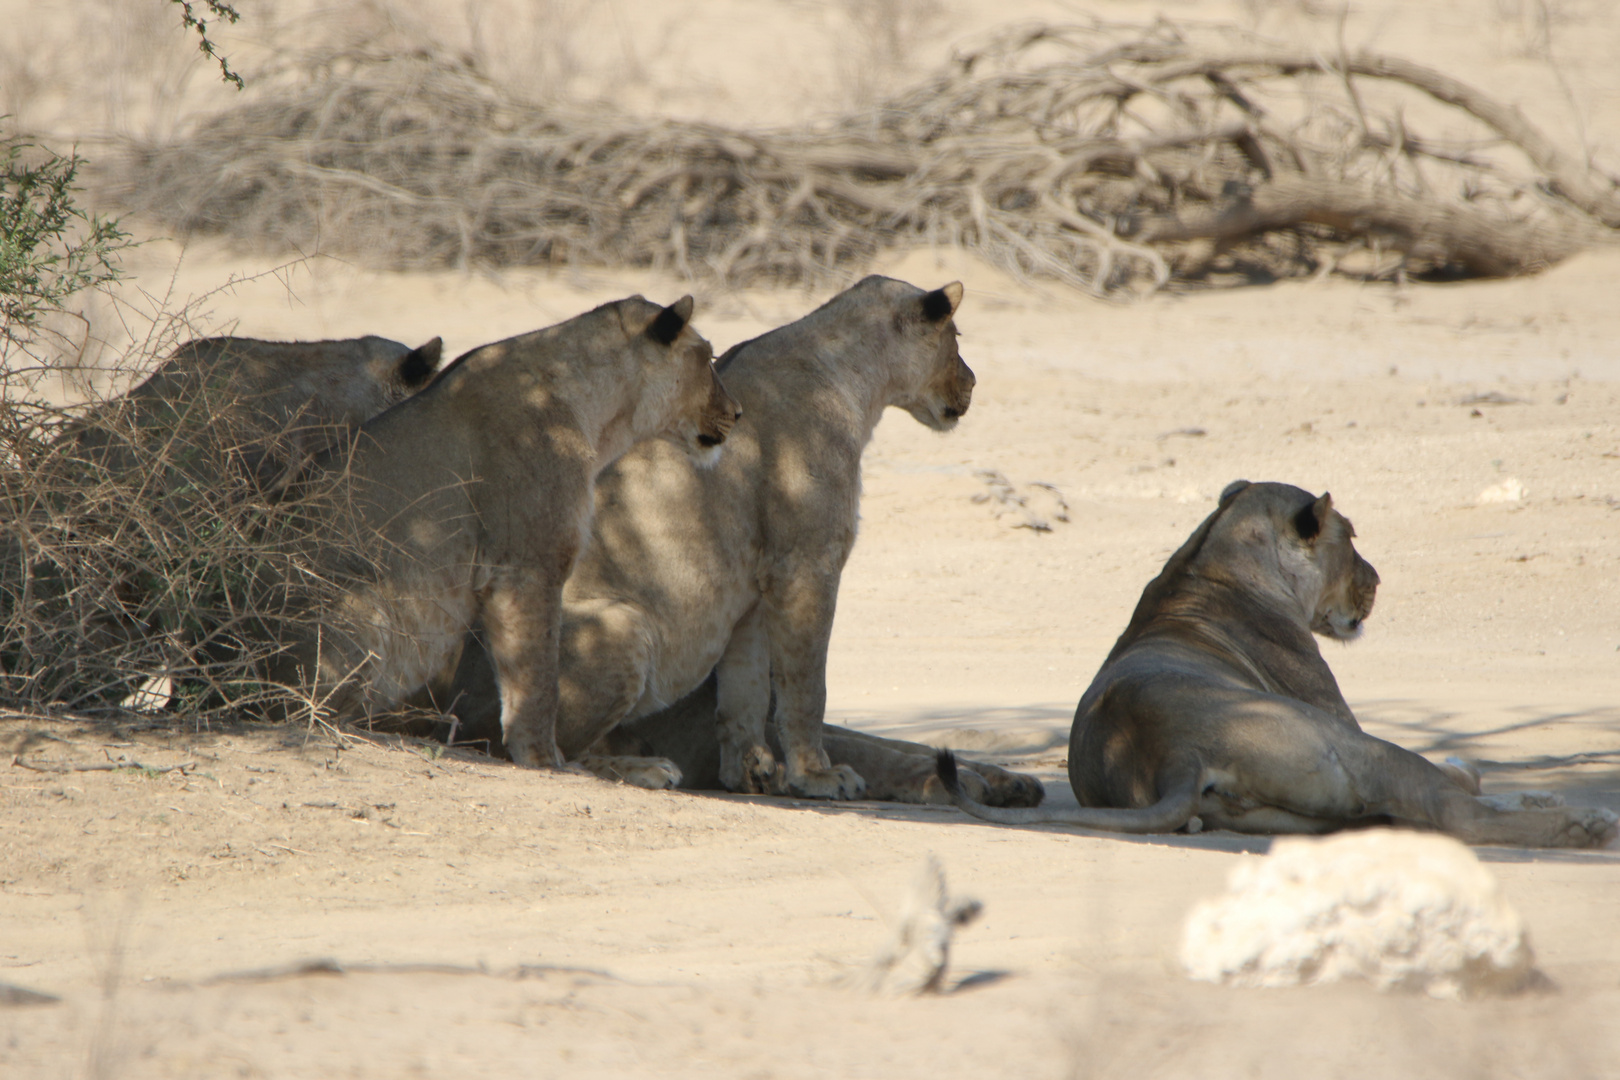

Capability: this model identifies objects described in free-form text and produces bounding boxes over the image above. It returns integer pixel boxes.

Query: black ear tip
[1219,480,1251,503]
[399,337,442,385]
[935,748,960,793]
[1294,500,1322,540]
[921,287,955,322]
[647,297,693,346]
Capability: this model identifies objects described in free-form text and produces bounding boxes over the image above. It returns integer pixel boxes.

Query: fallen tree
[103,18,1620,296]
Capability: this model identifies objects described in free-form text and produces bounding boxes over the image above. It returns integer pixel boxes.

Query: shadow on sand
[716,699,1620,865]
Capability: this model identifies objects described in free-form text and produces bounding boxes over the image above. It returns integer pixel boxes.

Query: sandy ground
[6,1,1620,1077]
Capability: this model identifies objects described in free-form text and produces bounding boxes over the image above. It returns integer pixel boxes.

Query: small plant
[170,0,245,90]
[0,128,131,348]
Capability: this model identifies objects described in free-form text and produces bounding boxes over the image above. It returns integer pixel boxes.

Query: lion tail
[934,749,1199,834]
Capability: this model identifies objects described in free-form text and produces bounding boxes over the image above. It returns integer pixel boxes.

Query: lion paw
[742,746,788,795]
[788,763,867,801]
[720,743,785,794]
[576,753,682,789]
[1570,807,1619,848]
[1568,806,1620,848]
[508,741,567,770]
[972,763,1046,808]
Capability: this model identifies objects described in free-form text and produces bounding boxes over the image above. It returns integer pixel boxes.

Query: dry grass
[0,300,376,725]
[99,17,1620,297]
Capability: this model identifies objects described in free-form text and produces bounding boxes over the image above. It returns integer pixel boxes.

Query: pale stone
[1476,477,1528,504]
[1180,830,1535,999]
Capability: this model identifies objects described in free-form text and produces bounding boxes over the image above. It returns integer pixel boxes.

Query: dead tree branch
[97,20,1620,297]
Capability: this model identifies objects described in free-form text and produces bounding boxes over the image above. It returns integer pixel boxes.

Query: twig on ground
[11,754,194,775]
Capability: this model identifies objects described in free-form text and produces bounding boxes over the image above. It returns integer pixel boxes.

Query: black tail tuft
[935,748,963,798]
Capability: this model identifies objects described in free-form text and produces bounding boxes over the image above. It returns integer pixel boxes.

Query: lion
[276,296,739,769]
[586,672,1046,806]
[436,275,1039,804]
[936,480,1619,848]
[6,334,443,708]
[60,333,443,494]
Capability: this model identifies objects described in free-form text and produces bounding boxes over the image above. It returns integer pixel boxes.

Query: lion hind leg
[480,570,565,769]
[554,599,658,758]
[714,605,778,793]
[1279,723,1618,850]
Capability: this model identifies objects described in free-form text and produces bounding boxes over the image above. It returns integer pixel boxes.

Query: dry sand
[5,2,1620,1077]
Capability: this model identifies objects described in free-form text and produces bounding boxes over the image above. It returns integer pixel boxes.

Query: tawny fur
[585,671,1045,807]
[441,276,988,800]
[936,481,1619,849]
[62,334,442,494]
[277,296,739,768]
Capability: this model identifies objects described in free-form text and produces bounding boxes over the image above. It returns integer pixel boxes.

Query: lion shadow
[701,699,1620,866]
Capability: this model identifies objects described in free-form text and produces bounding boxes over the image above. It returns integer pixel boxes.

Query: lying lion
[439,276,1039,802]
[938,480,1618,848]
[7,334,443,706]
[60,333,442,495]
[277,297,738,768]
[593,671,1044,806]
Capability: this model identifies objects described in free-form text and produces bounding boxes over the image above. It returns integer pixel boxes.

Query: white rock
[1180,830,1534,999]
[1476,477,1527,504]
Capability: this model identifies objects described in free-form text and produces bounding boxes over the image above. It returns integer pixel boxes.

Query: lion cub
[279,296,738,768]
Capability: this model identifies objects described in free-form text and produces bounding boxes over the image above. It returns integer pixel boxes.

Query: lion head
[896,280,975,431]
[1196,480,1380,641]
[625,296,740,468]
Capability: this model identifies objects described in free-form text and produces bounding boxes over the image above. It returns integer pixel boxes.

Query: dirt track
[7,244,1620,1076]
[6,0,1620,1076]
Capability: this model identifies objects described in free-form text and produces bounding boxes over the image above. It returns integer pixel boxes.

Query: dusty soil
[6,1,1620,1077]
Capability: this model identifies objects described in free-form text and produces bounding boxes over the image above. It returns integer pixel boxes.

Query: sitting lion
[937,480,1618,848]
[438,275,1038,804]
[278,296,738,769]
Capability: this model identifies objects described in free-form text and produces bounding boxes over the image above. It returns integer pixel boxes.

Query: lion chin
[1316,612,1365,641]
[676,430,724,469]
[906,402,962,432]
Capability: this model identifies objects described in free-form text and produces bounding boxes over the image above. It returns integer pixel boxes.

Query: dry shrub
[0,311,375,724]
[103,18,1620,296]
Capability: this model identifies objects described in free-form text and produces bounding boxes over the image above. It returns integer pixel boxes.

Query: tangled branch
[100,19,1620,295]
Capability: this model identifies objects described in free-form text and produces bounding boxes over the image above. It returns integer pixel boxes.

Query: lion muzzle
[698,365,741,448]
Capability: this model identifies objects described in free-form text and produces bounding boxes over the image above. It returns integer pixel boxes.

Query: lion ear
[1295,492,1332,541]
[921,282,964,322]
[396,337,442,389]
[1219,479,1251,503]
[647,296,695,346]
